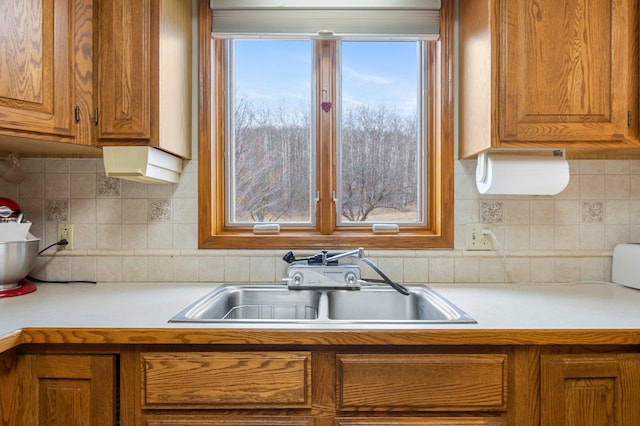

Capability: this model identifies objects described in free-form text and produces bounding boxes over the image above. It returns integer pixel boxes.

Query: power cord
[37,239,68,255]
[27,238,97,285]
[482,228,516,283]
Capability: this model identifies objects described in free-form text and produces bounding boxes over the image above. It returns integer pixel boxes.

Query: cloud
[344,67,390,85]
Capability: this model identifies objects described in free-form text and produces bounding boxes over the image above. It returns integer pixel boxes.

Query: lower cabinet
[12,353,117,426]
[2,345,639,425]
[541,353,640,426]
[133,349,509,426]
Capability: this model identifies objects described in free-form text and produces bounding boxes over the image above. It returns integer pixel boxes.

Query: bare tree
[340,105,418,222]
[232,101,418,223]
[233,99,312,222]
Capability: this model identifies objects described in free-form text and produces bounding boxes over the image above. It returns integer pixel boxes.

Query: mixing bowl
[0,238,39,290]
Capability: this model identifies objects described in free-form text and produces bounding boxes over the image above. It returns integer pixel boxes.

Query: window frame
[197,0,454,249]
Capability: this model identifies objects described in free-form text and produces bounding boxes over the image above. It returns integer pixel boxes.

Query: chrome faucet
[322,248,364,266]
[282,247,410,295]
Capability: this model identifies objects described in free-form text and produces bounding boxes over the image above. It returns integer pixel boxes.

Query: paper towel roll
[475,152,570,195]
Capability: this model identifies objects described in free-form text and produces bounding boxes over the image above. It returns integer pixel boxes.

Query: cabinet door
[0,0,93,144]
[15,354,117,426]
[95,0,152,141]
[541,353,640,426]
[500,0,636,143]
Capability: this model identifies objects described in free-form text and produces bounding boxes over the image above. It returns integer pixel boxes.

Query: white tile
[555,200,580,225]
[504,226,530,251]
[45,257,71,281]
[579,175,605,199]
[198,257,225,282]
[428,258,454,283]
[250,257,277,282]
[148,257,175,282]
[97,198,122,224]
[173,257,199,281]
[172,223,197,249]
[554,258,580,283]
[122,199,148,223]
[45,159,70,173]
[121,180,147,198]
[45,173,70,198]
[605,175,630,199]
[579,224,605,250]
[74,224,97,250]
[529,225,555,250]
[97,257,123,282]
[605,200,629,225]
[529,258,554,283]
[454,258,480,283]
[123,257,149,281]
[478,258,505,283]
[504,200,529,225]
[70,198,97,223]
[403,257,429,283]
[70,257,96,282]
[121,224,148,249]
[530,199,555,225]
[225,256,251,282]
[147,224,173,248]
[97,224,122,249]
[580,257,608,282]
[555,225,579,250]
[71,173,97,198]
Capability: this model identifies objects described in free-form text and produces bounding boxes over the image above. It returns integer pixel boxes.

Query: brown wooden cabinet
[541,353,640,426]
[0,0,101,156]
[459,0,640,159]
[11,353,117,426]
[131,349,509,426]
[95,0,192,159]
[2,344,639,425]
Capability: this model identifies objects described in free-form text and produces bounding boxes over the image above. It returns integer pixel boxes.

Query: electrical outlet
[57,223,74,250]
[466,223,492,250]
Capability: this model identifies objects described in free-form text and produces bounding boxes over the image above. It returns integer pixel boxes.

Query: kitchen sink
[171,286,321,321]
[169,285,475,324]
[326,287,471,322]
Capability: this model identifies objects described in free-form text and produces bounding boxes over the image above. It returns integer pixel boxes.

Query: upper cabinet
[95,0,192,159]
[459,0,640,159]
[0,0,100,156]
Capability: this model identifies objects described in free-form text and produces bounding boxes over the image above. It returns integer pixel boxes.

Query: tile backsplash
[1,156,638,284]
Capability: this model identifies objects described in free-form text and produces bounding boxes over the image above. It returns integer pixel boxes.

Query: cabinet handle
[74,105,80,123]
[94,108,99,125]
[628,111,632,127]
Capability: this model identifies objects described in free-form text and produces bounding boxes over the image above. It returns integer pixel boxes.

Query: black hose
[360,257,410,296]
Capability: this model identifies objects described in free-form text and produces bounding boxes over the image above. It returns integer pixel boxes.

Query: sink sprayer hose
[360,257,411,296]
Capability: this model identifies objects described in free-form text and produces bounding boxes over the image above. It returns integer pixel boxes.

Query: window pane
[338,41,423,225]
[227,40,314,225]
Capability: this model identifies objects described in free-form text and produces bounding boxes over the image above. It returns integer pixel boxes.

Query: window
[197,0,454,249]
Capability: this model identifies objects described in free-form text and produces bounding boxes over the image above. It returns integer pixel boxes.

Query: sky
[233,39,419,116]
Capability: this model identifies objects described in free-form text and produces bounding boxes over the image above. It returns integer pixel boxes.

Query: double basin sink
[169,284,476,324]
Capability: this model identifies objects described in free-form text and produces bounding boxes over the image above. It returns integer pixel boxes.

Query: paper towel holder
[476,149,566,185]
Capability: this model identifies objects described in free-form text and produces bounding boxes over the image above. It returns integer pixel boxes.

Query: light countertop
[1,281,640,349]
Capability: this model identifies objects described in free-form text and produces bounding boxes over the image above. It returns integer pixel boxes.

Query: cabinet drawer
[141,351,311,408]
[337,418,506,425]
[337,354,507,411]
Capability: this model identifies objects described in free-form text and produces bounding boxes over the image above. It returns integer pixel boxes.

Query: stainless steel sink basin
[169,285,475,324]
[171,286,321,321]
[326,287,473,322]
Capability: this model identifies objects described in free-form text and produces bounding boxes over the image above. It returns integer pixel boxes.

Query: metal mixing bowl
[0,238,39,290]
